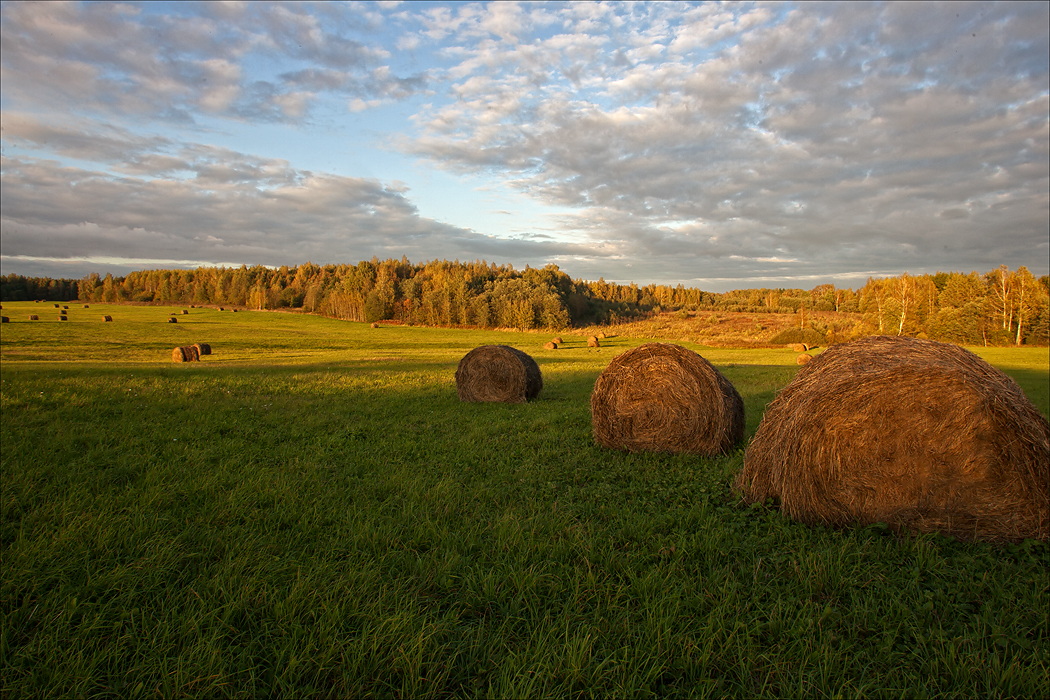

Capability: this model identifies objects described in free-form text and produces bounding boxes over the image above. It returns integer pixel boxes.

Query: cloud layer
[1,1,1047,289]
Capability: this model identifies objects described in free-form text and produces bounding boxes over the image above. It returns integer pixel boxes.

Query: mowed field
[1,302,1048,699]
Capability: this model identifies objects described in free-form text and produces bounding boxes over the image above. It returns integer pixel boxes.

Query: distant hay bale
[552,337,563,344]
[53,304,60,308]
[543,341,558,350]
[591,342,745,455]
[171,345,201,363]
[789,343,806,352]
[181,309,189,315]
[796,353,811,365]
[455,345,543,403]
[102,315,113,322]
[735,335,1050,543]
[193,343,211,356]
[58,314,67,321]
[168,317,178,323]
[232,309,238,313]
[62,305,69,310]
[588,336,601,347]
[29,315,39,321]
[370,322,380,328]
[83,305,89,308]
[219,307,225,311]
[0,316,8,323]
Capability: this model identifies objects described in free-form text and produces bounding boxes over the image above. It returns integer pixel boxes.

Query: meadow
[1,301,1048,699]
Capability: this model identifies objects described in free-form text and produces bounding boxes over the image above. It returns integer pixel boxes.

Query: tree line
[1,260,1047,345]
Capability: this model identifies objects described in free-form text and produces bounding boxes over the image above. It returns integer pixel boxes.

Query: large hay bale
[587,336,601,348]
[796,353,811,365]
[455,345,542,403]
[171,345,200,363]
[591,342,745,455]
[735,335,1050,543]
[193,343,211,356]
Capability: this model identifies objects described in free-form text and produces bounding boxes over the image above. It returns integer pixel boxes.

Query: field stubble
[1,302,1047,698]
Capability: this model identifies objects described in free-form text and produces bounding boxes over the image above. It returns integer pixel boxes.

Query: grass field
[2,302,1048,698]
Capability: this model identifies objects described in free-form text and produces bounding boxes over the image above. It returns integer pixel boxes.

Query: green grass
[1,302,1048,699]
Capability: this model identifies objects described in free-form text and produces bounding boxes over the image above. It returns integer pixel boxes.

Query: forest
[2,260,1048,346]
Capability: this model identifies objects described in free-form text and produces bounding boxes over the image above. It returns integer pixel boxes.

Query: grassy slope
[1,302,1048,699]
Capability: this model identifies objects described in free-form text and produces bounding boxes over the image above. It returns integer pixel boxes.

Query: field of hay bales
[1,301,1047,699]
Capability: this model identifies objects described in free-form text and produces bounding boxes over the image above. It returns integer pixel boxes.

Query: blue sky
[1,0,1047,291]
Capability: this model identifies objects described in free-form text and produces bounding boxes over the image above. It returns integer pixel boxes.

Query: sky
[1,1,1047,292]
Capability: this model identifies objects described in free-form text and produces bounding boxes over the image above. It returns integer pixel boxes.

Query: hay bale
[590,342,745,455]
[789,343,806,352]
[455,345,542,403]
[28,315,39,321]
[735,335,1050,543]
[543,341,558,350]
[193,343,211,356]
[181,309,189,315]
[102,315,113,322]
[588,336,601,348]
[552,337,563,345]
[796,353,811,365]
[83,305,89,308]
[219,307,225,311]
[53,304,60,308]
[58,314,67,321]
[0,316,8,324]
[167,317,177,323]
[171,345,200,363]
[370,322,380,328]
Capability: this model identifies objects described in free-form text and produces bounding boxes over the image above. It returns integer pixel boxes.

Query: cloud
[0,0,426,124]
[0,2,1045,291]
[405,1,1049,283]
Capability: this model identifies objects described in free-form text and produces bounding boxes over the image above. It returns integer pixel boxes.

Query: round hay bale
[101,315,112,322]
[587,336,601,348]
[219,307,225,311]
[735,335,1050,543]
[543,341,558,350]
[455,345,542,403]
[83,305,90,308]
[0,316,8,323]
[181,309,189,315]
[789,343,806,352]
[58,314,67,321]
[552,337,563,345]
[370,322,380,328]
[796,353,811,365]
[53,304,60,308]
[168,317,178,323]
[29,314,39,321]
[590,342,745,455]
[193,343,211,356]
[172,345,200,363]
